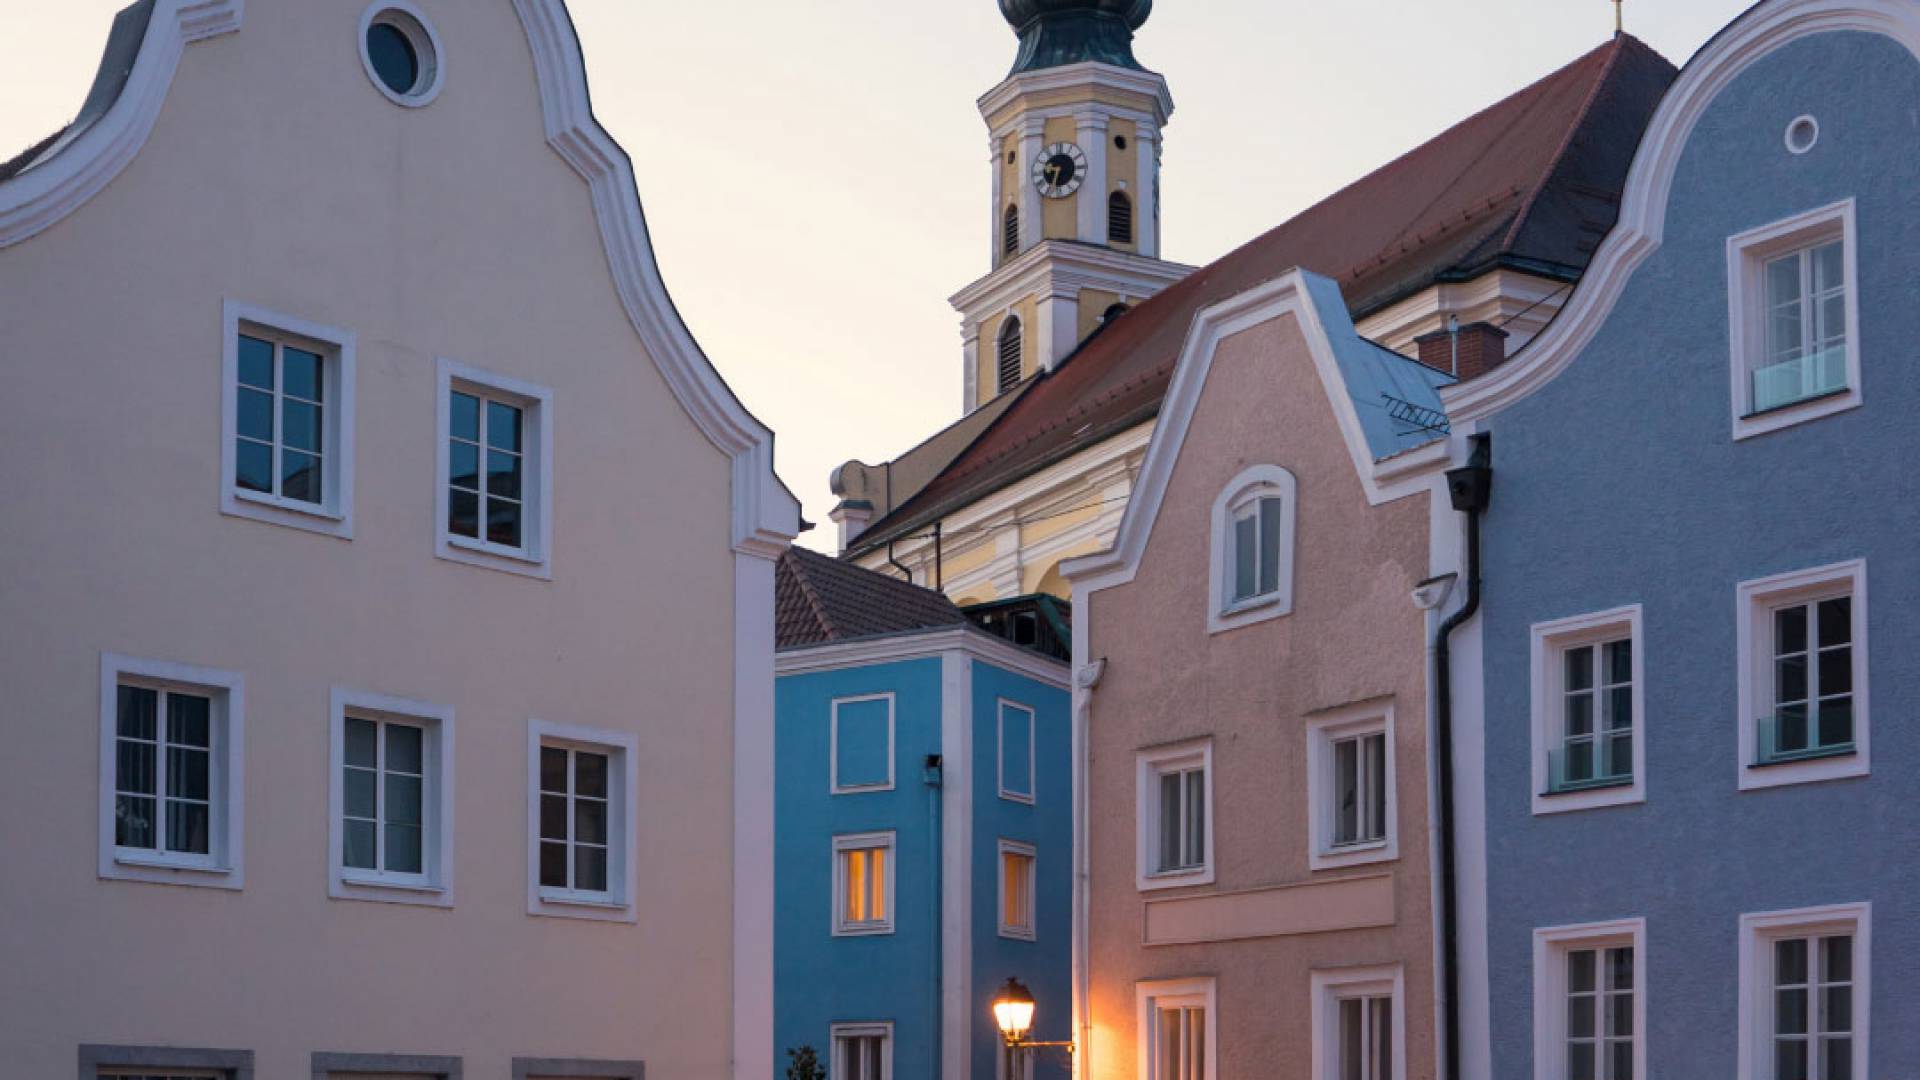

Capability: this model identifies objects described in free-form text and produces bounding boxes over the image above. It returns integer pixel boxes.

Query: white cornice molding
[977,60,1174,126]
[951,239,1193,317]
[776,625,1071,689]
[1441,0,1920,426]
[1063,269,1445,595]
[0,0,243,248]
[0,0,799,560]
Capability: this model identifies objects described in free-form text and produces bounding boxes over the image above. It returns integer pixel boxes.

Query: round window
[359,4,443,107]
[1785,115,1819,155]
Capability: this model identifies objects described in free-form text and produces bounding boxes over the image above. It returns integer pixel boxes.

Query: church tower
[954,0,1189,412]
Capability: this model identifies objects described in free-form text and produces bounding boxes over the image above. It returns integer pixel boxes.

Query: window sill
[103,849,243,890]
[1741,386,1851,421]
[222,486,352,539]
[999,926,1037,942]
[334,872,453,907]
[1220,593,1281,618]
[339,873,445,893]
[831,782,895,796]
[1732,383,1860,441]
[437,533,552,580]
[1311,837,1398,871]
[998,789,1036,805]
[113,852,226,873]
[530,887,635,923]
[1752,744,1856,768]
[1542,775,1635,797]
[832,922,896,937]
[1139,866,1214,892]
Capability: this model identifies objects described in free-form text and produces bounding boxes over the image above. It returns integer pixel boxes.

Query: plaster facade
[0,2,794,1077]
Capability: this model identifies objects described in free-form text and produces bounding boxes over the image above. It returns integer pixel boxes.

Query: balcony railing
[1756,709,1856,766]
[1751,346,1847,414]
[1547,745,1632,795]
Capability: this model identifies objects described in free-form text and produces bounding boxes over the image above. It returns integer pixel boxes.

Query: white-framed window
[1726,199,1861,439]
[526,719,636,921]
[1136,739,1213,891]
[98,654,245,890]
[1306,703,1398,870]
[1529,606,1645,815]
[1738,904,1870,1080]
[1533,919,1645,1080]
[1207,465,1297,633]
[833,831,895,936]
[831,693,895,794]
[831,1022,893,1080]
[436,357,554,579]
[81,1044,253,1080]
[999,699,1036,803]
[328,688,454,906]
[1311,965,1405,1080]
[998,839,1037,940]
[220,300,356,538]
[1736,560,1868,791]
[1137,977,1216,1080]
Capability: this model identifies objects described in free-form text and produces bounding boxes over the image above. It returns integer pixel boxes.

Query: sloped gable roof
[777,546,967,649]
[850,34,1675,557]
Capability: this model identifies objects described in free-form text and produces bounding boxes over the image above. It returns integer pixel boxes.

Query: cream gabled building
[832,4,1676,607]
[0,2,796,1077]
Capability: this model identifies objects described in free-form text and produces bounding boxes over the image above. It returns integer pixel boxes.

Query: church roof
[776,545,968,650]
[1001,1,1154,74]
[846,33,1676,559]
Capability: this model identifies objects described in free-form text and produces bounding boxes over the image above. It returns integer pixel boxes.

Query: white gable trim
[1442,0,1920,425]
[1062,269,1441,595]
[0,0,799,558]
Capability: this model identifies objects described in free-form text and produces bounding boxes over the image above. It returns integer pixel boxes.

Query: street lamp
[992,977,1075,1060]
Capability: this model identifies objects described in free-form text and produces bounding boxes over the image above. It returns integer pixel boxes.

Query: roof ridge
[1498,35,1633,253]
[785,547,843,642]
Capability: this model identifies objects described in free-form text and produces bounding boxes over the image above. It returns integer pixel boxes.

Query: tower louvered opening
[1107,191,1133,245]
[997,318,1024,393]
[1003,204,1021,256]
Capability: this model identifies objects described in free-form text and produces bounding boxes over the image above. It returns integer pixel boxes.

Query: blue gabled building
[1440,3,1920,1077]
[774,547,1072,1080]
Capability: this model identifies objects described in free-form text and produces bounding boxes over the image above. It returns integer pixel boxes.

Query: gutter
[1433,433,1491,1080]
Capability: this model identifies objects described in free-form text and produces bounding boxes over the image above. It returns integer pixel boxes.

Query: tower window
[997,318,1024,394]
[1109,191,1134,246]
[1003,204,1020,257]
[1115,134,1129,150]
[1103,303,1131,324]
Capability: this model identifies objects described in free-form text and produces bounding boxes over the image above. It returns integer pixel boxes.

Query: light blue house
[1440,3,1920,1077]
[774,547,1072,1080]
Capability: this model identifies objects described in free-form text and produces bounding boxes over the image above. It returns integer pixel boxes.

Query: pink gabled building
[1056,36,1677,1080]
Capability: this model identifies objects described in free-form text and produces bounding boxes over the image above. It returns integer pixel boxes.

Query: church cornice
[977,60,1174,127]
[950,240,1193,321]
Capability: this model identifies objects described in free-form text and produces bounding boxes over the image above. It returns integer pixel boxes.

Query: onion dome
[998,0,1153,75]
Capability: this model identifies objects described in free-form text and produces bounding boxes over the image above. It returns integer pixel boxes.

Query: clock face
[1032,142,1089,199]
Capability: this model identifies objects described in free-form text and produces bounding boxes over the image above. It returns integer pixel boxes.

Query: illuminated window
[999,840,1036,940]
[835,832,895,935]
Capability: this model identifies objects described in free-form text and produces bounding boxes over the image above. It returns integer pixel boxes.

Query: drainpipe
[1448,313,1461,378]
[889,538,914,584]
[1435,433,1491,1080]
[925,754,944,1080]
[934,522,945,592]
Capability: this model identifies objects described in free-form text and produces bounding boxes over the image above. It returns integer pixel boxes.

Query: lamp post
[992,977,1075,1070]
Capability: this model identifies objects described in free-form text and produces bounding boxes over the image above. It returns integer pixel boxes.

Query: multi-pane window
[1157,763,1206,874]
[1337,995,1392,1080]
[1753,239,1848,414]
[835,833,894,934]
[1000,841,1036,939]
[448,389,526,551]
[1553,638,1634,792]
[1769,934,1853,1080]
[341,716,425,878]
[1228,494,1284,606]
[833,1025,892,1080]
[114,683,213,859]
[539,744,610,895]
[1154,1003,1207,1080]
[234,332,327,505]
[1565,945,1635,1080]
[1333,731,1387,848]
[1762,596,1854,762]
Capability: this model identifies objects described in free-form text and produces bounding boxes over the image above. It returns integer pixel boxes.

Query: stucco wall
[775,658,944,1078]
[0,2,739,1076]
[1477,29,1920,1078]
[1083,316,1437,1079]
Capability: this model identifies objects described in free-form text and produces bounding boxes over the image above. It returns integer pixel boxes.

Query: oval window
[359,4,443,107]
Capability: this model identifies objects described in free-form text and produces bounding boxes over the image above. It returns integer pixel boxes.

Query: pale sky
[2,1,1752,549]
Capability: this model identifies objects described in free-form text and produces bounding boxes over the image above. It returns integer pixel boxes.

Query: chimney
[829,499,874,553]
[1415,320,1510,380]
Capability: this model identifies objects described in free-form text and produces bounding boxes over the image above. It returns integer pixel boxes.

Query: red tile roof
[849,34,1675,557]
[777,545,967,649]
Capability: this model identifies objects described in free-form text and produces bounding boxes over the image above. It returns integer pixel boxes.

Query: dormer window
[1207,465,1297,633]
[997,317,1024,394]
